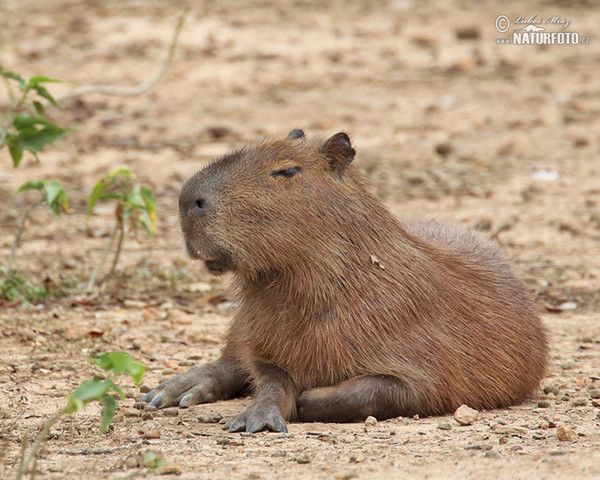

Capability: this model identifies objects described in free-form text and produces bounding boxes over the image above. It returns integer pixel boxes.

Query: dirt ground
[1,0,600,478]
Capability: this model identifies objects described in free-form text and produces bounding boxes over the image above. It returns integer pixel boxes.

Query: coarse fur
[144,130,548,431]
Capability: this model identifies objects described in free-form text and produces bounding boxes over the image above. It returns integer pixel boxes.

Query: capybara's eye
[270,166,302,178]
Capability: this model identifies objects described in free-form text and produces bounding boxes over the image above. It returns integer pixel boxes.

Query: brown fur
[145,131,548,430]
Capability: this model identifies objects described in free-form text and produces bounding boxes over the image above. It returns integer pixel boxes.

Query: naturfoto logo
[495,14,590,45]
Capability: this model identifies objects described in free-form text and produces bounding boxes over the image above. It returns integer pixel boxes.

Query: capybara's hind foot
[297,375,425,422]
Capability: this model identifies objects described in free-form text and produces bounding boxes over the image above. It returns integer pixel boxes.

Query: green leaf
[33,100,45,117]
[18,127,69,152]
[99,395,117,434]
[65,378,112,414]
[107,165,134,182]
[8,141,23,167]
[16,180,46,193]
[92,352,145,385]
[33,85,60,107]
[87,180,110,216]
[44,181,63,205]
[28,75,64,85]
[0,66,26,90]
[139,185,156,233]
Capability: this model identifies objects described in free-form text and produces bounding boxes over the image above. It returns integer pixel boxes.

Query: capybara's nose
[193,196,211,216]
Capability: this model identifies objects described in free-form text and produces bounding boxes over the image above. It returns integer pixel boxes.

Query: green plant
[86,166,156,292]
[1,180,69,303]
[0,67,69,166]
[16,352,145,480]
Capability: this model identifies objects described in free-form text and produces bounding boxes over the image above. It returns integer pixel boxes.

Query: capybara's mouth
[204,256,233,275]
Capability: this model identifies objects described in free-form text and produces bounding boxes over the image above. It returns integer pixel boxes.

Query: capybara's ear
[287,129,305,140]
[320,132,355,175]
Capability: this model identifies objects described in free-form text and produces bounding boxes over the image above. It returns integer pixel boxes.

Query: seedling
[0,67,69,166]
[86,166,156,292]
[15,352,145,480]
[1,180,69,303]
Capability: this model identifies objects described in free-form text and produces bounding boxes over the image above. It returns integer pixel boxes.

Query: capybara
[142,129,548,433]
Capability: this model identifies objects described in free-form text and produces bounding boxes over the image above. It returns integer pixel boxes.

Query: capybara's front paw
[141,366,220,408]
[223,402,287,433]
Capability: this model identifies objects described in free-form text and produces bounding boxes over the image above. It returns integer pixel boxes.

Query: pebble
[124,455,141,469]
[543,385,560,396]
[334,472,358,480]
[491,424,528,435]
[539,420,550,429]
[140,385,152,393]
[198,414,223,423]
[144,404,158,412]
[560,359,575,370]
[156,465,183,475]
[589,389,600,399]
[349,454,365,463]
[162,408,179,417]
[571,398,587,407]
[556,426,578,442]
[295,453,311,464]
[537,400,551,408]
[142,413,154,421]
[454,405,478,426]
[484,451,501,459]
[364,416,377,427]
[437,423,452,431]
[123,408,141,417]
[591,400,600,408]
[161,369,176,376]
[144,429,161,439]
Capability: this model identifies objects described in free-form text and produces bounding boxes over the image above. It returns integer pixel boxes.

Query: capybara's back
[144,130,548,432]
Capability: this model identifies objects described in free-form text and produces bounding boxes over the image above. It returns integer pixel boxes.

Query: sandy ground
[1,0,600,478]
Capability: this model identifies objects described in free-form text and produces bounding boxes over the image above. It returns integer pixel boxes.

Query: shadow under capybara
[142,129,548,433]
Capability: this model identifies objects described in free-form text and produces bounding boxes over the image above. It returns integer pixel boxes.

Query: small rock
[161,368,176,376]
[454,404,478,426]
[455,26,480,40]
[537,400,551,408]
[123,408,141,417]
[162,408,179,417]
[198,414,223,423]
[571,398,587,407]
[543,385,560,395]
[589,389,600,399]
[124,455,141,469]
[560,359,575,370]
[334,472,358,480]
[142,413,154,421]
[349,454,365,463]
[491,424,528,435]
[556,425,578,442]
[539,420,550,430]
[591,400,600,408]
[465,444,492,451]
[295,453,311,464]
[435,142,453,157]
[156,465,183,475]
[144,404,158,412]
[140,385,152,393]
[437,423,452,431]
[144,429,161,439]
[484,450,501,459]
[364,416,377,427]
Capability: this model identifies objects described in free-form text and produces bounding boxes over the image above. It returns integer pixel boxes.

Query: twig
[15,409,65,480]
[6,203,36,272]
[101,222,125,286]
[86,223,119,293]
[55,9,189,102]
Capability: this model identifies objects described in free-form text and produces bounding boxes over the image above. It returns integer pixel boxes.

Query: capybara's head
[179,130,366,275]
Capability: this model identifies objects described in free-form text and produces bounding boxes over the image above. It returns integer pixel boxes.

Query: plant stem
[86,223,119,293]
[15,408,66,480]
[6,204,36,273]
[101,223,125,286]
